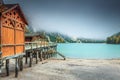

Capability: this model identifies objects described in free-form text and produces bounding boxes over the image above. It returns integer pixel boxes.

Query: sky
[4,0,120,39]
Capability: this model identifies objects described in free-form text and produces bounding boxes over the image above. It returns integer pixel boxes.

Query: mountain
[77,38,105,43]
[25,27,75,43]
[46,32,76,43]
[106,32,120,44]
[26,27,105,43]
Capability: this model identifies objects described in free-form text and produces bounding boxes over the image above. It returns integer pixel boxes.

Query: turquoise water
[57,43,120,59]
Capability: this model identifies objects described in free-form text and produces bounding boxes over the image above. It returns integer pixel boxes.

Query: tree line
[107,36,120,44]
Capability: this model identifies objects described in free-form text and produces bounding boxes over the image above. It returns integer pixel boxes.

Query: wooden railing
[25,42,57,50]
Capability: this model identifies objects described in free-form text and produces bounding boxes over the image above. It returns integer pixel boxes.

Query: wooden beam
[19,57,23,71]
[15,58,18,77]
[6,59,9,76]
[29,52,32,67]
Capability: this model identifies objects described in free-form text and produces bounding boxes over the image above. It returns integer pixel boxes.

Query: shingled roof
[0,4,15,12]
[0,0,28,25]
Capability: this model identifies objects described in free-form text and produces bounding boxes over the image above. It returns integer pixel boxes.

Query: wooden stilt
[15,58,19,77]
[44,48,46,60]
[29,52,32,67]
[52,53,54,57]
[48,53,50,58]
[25,51,28,64]
[51,53,53,57]
[44,52,46,60]
[18,58,20,67]
[43,52,45,60]
[36,51,38,64]
[38,51,40,61]
[0,66,1,74]
[0,59,2,74]
[46,53,47,59]
[49,53,50,58]
[6,59,9,76]
[20,57,23,71]
[50,53,52,58]
[46,53,48,59]
[50,53,51,58]
[48,53,50,59]
[47,53,49,59]
[40,51,43,61]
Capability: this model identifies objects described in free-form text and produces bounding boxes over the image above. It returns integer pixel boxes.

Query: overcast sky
[4,0,120,39]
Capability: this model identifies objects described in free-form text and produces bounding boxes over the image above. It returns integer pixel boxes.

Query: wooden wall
[1,7,25,57]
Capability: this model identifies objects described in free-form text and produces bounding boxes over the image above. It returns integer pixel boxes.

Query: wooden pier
[0,42,60,77]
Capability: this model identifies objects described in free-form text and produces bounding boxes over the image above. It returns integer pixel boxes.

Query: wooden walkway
[0,42,65,77]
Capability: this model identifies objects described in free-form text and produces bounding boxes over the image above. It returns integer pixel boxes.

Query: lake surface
[57,43,120,59]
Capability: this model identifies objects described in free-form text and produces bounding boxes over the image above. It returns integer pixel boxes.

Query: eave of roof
[0,4,28,25]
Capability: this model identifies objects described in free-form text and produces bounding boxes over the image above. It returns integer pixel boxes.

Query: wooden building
[25,33,48,42]
[0,0,28,77]
[0,1,28,58]
[25,33,42,42]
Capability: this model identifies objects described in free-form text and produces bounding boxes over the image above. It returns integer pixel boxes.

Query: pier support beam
[19,57,23,71]
[25,51,28,64]
[40,51,43,61]
[44,52,47,60]
[6,59,9,76]
[29,52,32,67]
[43,52,45,60]
[0,59,2,74]
[15,58,19,77]
[0,52,2,74]
[36,51,39,64]
[48,53,50,59]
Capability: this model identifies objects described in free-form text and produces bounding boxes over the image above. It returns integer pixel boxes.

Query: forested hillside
[107,32,120,44]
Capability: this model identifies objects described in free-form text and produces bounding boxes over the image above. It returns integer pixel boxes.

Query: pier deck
[0,42,63,77]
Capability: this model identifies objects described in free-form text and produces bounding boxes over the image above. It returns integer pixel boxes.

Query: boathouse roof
[0,0,28,25]
[25,33,40,37]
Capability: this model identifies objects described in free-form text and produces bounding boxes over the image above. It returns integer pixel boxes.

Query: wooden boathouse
[0,0,28,77]
[0,0,27,58]
[25,33,43,42]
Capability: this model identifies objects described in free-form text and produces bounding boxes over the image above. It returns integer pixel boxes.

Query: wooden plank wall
[1,7,25,57]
